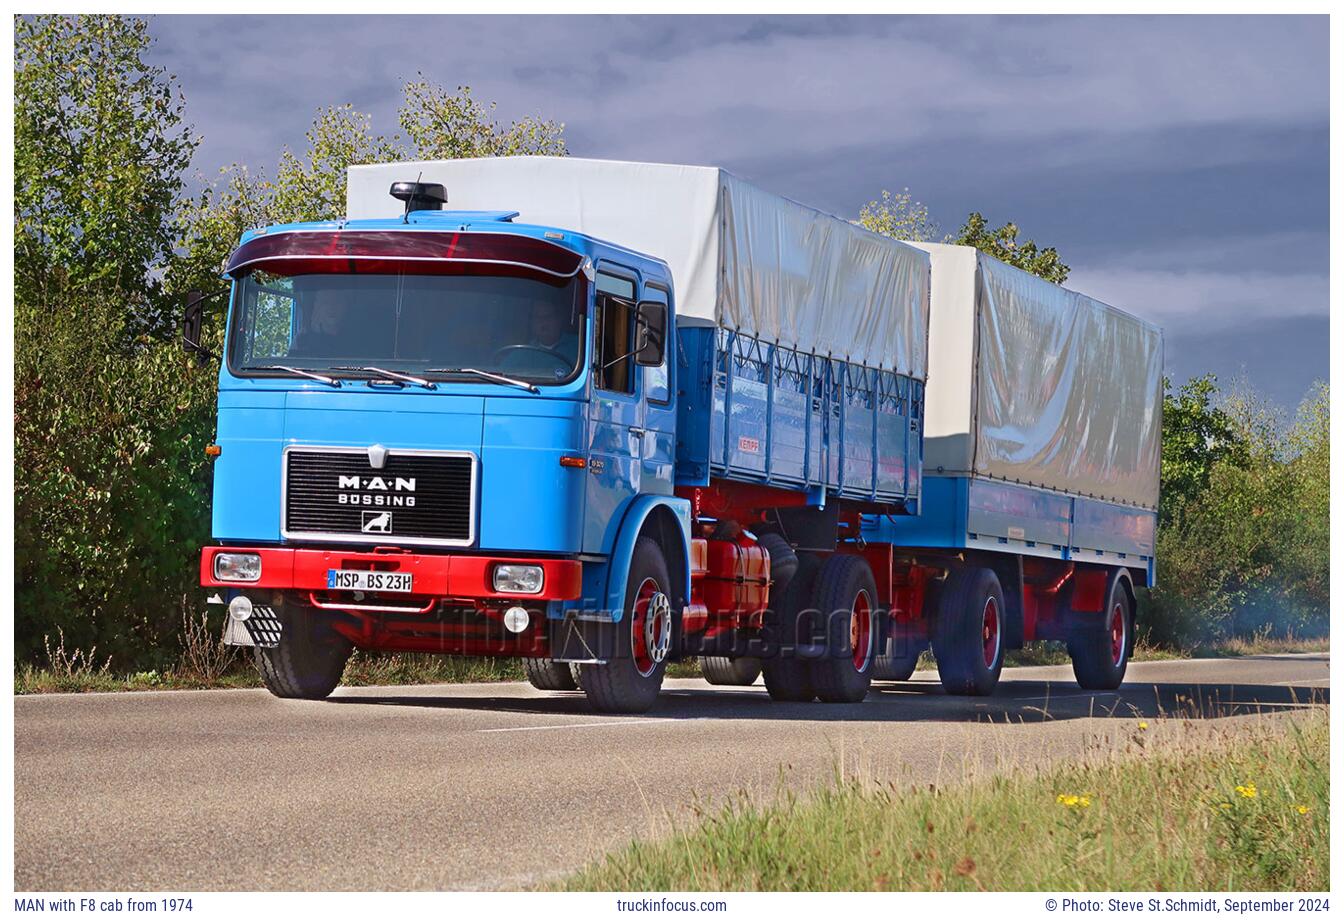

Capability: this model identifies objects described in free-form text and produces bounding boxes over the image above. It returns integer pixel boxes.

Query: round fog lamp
[503,606,530,634]
[228,595,254,622]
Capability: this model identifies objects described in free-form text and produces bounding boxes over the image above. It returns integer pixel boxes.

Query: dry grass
[558,710,1329,892]
[176,605,240,682]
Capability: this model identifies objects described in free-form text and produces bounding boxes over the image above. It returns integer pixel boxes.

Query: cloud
[1066,263,1328,333]
[146,14,1328,177]
[136,14,1327,406]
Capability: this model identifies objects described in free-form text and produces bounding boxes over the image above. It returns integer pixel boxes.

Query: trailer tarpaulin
[346,157,930,378]
[911,243,1162,510]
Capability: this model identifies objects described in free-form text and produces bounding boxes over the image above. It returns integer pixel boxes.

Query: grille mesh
[284,450,474,543]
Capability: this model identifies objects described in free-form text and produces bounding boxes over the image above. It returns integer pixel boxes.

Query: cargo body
[193,157,1159,712]
[869,243,1161,583]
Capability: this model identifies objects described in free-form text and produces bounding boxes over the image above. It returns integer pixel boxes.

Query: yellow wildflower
[1138,721,1149,730]
[1235,783,1258,799]
[1056,794,1091,809]
[1296,805,1310,815]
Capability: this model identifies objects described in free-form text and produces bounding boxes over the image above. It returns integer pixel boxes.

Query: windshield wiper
[426,367,540,394]
[249,365,342,387]
[333,365,437,390]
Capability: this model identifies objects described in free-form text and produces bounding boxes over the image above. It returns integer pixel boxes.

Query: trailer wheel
[809,554,878,703]
[872,636,925,682]
[932,567,1005,696]
[523,657,580,691]
[762,553,822,702]
[1068,570,1133,690]
[580,537,673,713]
[699,656,763,686]
[254,601,353,700]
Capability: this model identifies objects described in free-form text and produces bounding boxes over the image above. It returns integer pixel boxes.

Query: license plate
[326,569,413,593]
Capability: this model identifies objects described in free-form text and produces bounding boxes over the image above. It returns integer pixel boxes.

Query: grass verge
[15,638,1328,695]
[14,650,526,694]
[558,710,1328,891]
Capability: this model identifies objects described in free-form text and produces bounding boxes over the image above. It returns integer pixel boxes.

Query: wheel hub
[982,597,1001,669]
[850,589,873,672]
[1110,602,1126,666]
[632,578,671,677]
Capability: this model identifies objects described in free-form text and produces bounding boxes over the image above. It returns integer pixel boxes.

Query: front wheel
[254,601,353,700]
[524,657,579,691]
[580,538,674,713]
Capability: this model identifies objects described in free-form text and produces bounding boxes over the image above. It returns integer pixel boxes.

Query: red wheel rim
[631,577,668,678]
[1110,603,1126,666]
[982,597,1000,668]
[850,589,873,672]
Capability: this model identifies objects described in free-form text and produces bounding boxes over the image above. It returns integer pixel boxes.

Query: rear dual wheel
[809,554,878,703]
[763,553,878,704]
[699,656,763,686]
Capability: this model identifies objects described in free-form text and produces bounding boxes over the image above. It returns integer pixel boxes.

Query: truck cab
[195,182,690,711]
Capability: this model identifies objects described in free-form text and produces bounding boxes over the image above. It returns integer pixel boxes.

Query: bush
[1139,383,1328,648]
[14,293,219,669]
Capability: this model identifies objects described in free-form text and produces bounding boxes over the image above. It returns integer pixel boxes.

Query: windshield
[228,270,586,384]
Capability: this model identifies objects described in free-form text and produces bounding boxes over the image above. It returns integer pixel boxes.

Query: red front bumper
[199,545,583,601]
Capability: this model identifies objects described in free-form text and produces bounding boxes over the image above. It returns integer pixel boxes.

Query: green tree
[950,211,1070,283]
[1141,380,1328,647]
[17,22,572,670]
[15,14,197,336]
[855,189,939,242]
[1159,374,1248,527]
[399,78,567,161]
[175,78,568,297]
[15,14,214,666]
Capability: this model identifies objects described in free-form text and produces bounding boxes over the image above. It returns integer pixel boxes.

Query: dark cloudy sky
[146,14,1329,408]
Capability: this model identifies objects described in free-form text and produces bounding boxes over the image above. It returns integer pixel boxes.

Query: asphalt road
[15,653,1328,891]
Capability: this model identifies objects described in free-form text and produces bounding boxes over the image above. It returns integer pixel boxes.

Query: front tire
[254,602,353,700]
[932,567,1005,696]
[699,656,763,686]
[524,658,579,691]
[1068,570,1133,690]
[580,538,674,714]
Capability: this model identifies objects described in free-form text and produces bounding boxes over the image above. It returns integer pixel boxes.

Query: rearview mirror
[182,290,205,355]
[634,301,667,367]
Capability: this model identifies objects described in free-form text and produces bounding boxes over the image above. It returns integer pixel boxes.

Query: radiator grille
[283,450,475,545]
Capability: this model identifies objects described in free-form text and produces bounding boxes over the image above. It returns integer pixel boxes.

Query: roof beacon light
[389,181,448,215]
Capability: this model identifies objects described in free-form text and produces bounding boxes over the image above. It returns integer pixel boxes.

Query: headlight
[493,564,544,595]
[214,552,262,582]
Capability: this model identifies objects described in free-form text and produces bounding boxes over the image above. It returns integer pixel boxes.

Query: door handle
[629,427,647,437]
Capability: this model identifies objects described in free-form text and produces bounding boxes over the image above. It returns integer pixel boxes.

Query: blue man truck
[188,157,1162,714]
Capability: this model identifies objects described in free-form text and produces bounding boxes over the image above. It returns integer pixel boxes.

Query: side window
[595,271,636,393]
[643,287,670,404]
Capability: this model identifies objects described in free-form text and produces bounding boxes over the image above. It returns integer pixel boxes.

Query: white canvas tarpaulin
[910,243,1163,510]
[346,156,930,378]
